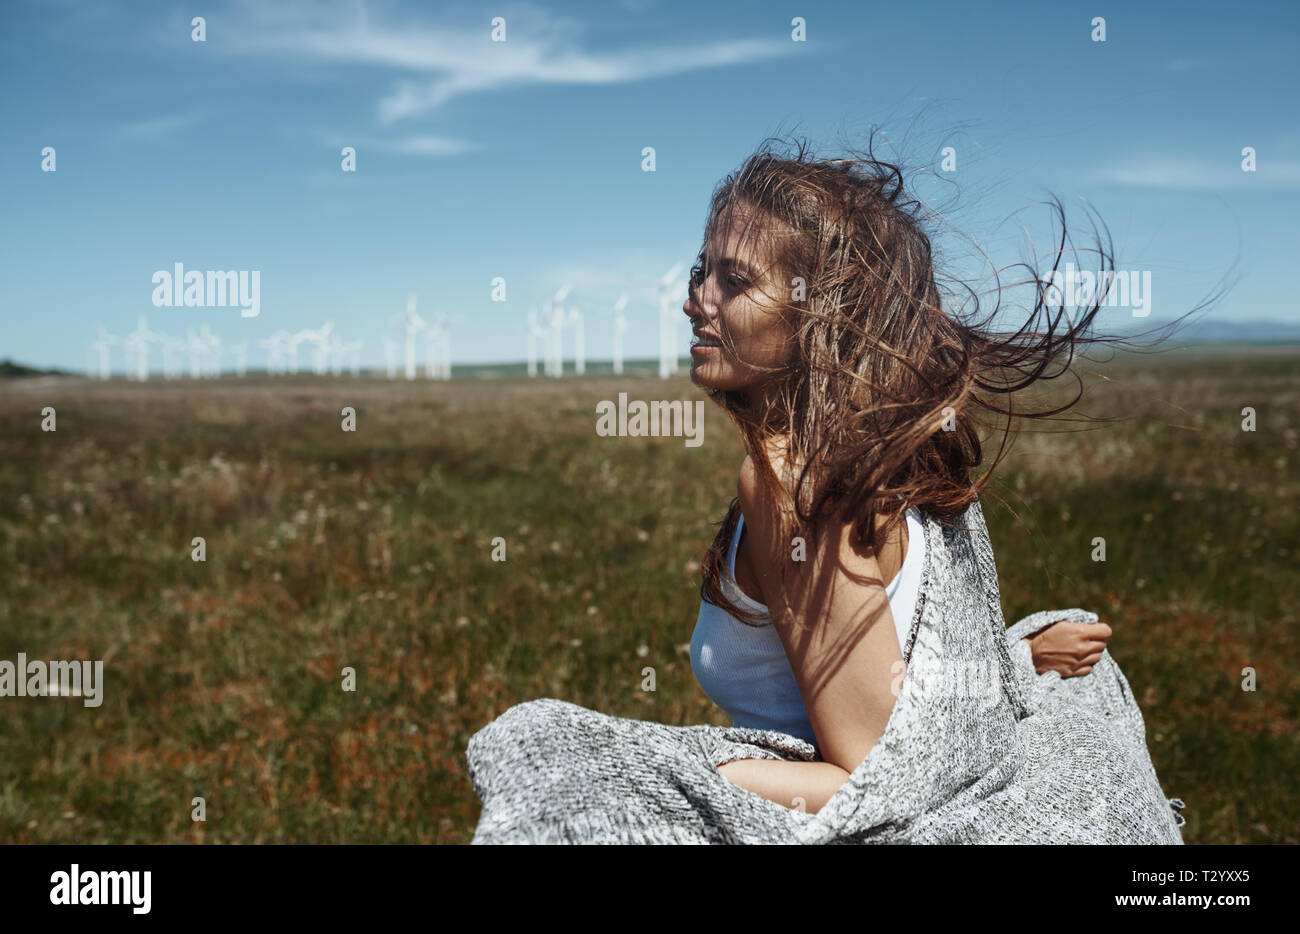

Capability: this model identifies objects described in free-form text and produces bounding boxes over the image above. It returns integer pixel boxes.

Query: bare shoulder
[737,437,794,511]
[737,450,789,542]
[736,452,764,513]
[735,450,793,592]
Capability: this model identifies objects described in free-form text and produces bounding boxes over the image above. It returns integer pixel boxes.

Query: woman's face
[683,202,796,397]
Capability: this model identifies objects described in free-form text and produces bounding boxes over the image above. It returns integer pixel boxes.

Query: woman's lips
[690,336,721,357]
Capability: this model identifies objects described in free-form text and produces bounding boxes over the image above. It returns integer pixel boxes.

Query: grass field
[1,347,1296,844]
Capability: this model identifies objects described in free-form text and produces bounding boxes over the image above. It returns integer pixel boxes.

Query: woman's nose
[683,281,710,320]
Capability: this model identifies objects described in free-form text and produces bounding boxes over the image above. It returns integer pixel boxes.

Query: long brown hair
[696,131,1229,630]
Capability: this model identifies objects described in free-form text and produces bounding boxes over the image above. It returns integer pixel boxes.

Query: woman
[466,137,1197,844]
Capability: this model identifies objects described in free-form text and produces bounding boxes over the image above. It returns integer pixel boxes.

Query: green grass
[1,347,1296,843]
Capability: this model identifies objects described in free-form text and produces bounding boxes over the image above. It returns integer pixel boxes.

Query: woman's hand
[1026,619,1113,677]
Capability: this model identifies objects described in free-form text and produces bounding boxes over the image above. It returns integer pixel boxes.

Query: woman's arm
[735,455,903,779]
[716,627,1115,810]
[716,758,850,814]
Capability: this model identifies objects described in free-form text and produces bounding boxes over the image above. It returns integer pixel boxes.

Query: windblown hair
[696,131,1226,630]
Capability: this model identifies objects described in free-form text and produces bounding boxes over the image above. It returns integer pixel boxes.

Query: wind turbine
[88,327,118,380]
[611,295,629,375]
[259,330,291,374]
[546,284,571,378]
[287,330,314,375]
[438,315,455,379]
[160,334,185,379]
[197,324,221,378]
[390,293,426,380]
[306,322,334,375]
[232,342,248,378]
[423,313,440,379]
[658,262,686,378]
[567,305,585,376]
[384,339,399,380]
[343,339,364,377]
[185,329,205,379]
[325,330,347,376]
[122,317,162,381]
[526,308,547,377]
[425,313,452,380]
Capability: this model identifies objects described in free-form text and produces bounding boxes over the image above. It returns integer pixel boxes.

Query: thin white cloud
[1093,157,1300,190]
[315,132,476,156]
[376,37,794,123]
[113,112,203,142]
[220,1,797,123]
[375,135,475,156]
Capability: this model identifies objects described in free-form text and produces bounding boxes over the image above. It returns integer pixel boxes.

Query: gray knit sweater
[465,498,1186,843]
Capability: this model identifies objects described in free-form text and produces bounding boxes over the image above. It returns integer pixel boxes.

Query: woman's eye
[688,263,746,293]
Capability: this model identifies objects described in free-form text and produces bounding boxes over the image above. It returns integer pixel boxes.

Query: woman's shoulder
[737,452,765,505]
[737,448,797,532]
[735,449,803,583]
[736,454,771,535]
[738,435,800,504]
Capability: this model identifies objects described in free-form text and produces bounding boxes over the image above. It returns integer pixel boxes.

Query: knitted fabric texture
[465,497,1186,844]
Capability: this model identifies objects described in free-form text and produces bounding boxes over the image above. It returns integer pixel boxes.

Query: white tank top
[689,506,926,748]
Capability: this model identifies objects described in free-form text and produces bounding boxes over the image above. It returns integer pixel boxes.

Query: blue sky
[1,0,1297,372]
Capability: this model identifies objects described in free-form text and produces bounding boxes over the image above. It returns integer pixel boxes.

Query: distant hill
[1111,317,1300,344]
[2,322,1297,381]
[0,358,68,378]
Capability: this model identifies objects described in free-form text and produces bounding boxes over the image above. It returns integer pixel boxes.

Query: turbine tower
[384,339,398,380]
[307,322,334,375]
[547,284,571,378]
[122,317,162,382]
[326,331,346,376]
[343,339,364,377]
[198,324,221,378]
[185,329,204,379]
[568,305,585,376]
[526,308,547,377]
[162,334,186,379]
[612,295,629,375]
[658,262,685,379]
[259,330,291,375]
[88,327,118,380]
[287,330,313,375]
[424,313,441,380]
[390,293,426,380]
[426,313,452,380]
